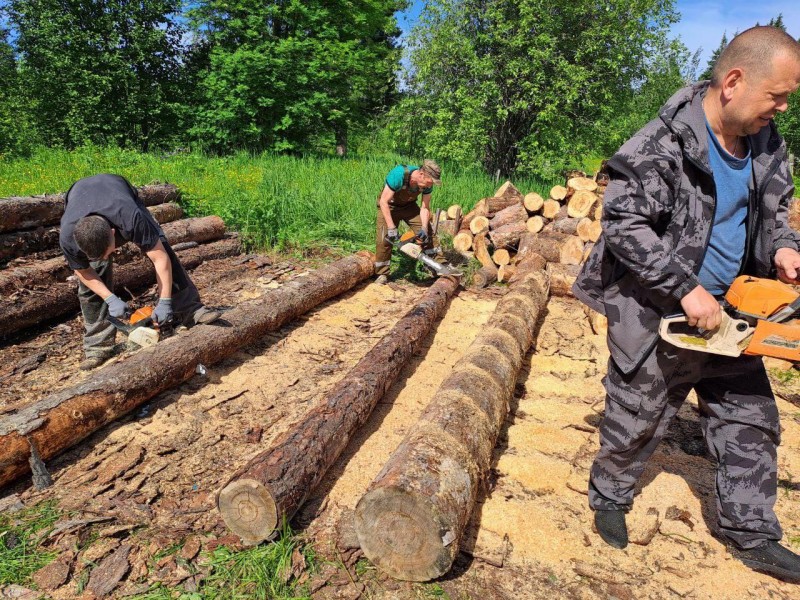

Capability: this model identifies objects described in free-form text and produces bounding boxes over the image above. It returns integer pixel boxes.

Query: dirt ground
[3,254,800,599]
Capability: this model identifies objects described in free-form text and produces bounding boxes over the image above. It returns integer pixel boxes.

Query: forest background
[0,0,798,251]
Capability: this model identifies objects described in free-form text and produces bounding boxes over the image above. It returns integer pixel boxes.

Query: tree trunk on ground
[0,202,186,263]
[485,196,521,215]
[488,203,527,230]
[469,216,489,235]
[354,269,549,581]
[217,276,460,545]
[516,232,583,265]
[0,238,242,338]
[0,252,375,488]
[0,217,227,296]
[488,222,527,250]
[547,262,581,297]
[0,184,180,234]
[459,200,488,232]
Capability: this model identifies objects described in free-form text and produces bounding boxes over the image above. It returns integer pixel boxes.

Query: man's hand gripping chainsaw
[659,275,800,361]
[387,230,461,278]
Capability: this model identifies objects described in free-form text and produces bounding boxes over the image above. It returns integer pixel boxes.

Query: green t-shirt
[385,165,433,195]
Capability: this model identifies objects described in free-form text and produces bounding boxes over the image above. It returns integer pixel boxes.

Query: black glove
[386,228,399,243]
[104,294,131,318]
[152,298,173,325]
[416,229,429,244]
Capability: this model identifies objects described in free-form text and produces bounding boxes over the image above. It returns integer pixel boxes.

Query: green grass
[129,524,314,600]
[0,146,561,255]
[0,499,61,586]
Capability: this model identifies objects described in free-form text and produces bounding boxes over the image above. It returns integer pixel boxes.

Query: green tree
[396,0,681,178]
[188,0,405,154]
[699,31,727,81]
[10,0,187,150]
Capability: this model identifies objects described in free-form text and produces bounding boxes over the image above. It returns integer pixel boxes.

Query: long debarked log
[0,202,185,262]
[0,251,375,488]
[0,216,227,296]
[0,237,241,337]
[217,275,460,545]
[354,269,550,581]
[0,183,180,234]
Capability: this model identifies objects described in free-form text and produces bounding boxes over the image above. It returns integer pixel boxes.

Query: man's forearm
[74,268,112,299]
[379,199,395,230]
[146,243,173,299]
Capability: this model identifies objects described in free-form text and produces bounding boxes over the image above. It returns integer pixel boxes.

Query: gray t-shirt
[59,174,164,270]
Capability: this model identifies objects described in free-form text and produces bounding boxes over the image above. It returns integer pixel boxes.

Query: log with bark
[353,268,550,581]
[0,184,180,234]
[0,237,242,337]
[469,216,490,235]
[567,190,597,219]
[470,267,497,289]
[217,275,460,544]
[549,185,568,202]
[0,216,227,296]
[523,192,544,213]
[0,202,185,263]
[542,200,561,219]
[488,221,527,250]
[437,219,459,238]
[496,264,516,283]
[0,251,376,488]
[488,203,526,230]
[471,234,497,274]
[566,177,598,194]
[552,217,581,236]
[526,216,545,234]
[492,249,511,267]
[492,181,523,202]
[446,205,462,221]
[452,232,473,253]
[459,200,488,233]
[547,262,581,297]
[508,253,546,285]
[516,232,583,265]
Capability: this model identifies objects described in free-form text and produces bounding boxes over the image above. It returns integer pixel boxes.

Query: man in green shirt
[374,159,445,283]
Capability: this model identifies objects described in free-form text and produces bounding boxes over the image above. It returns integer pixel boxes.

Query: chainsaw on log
[659,275,800,361]
[108,306,164,349]
[389,230,461,278]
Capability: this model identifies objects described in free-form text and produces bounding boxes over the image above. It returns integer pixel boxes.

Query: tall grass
[0,146,561,253]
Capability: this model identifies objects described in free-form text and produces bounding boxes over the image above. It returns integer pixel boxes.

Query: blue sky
[397,1,800,74]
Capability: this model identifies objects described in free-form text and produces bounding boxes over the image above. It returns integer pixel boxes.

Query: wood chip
[32,560,71,591]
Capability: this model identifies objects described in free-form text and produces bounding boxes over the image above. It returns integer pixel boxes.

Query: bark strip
[0,183,180,234]
[0,251,375,488]
[217,276,460,545]
[354,268,550,581]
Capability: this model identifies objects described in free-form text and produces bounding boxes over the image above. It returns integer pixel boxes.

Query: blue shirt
[697,122,751,295]
[385,165,433,195]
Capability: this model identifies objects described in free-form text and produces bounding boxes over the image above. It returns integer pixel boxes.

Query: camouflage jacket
[573,82,800,374]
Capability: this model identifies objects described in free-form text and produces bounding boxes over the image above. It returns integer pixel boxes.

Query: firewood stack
[437,168,609,334]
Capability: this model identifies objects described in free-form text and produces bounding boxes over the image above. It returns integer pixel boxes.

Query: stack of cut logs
[0,184,242,337]
[437,170,608,334]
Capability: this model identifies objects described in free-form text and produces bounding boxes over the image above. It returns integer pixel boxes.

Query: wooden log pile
[0,183,242,339]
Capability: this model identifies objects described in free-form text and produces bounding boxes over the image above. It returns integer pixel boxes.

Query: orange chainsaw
[108,306,162,348]
[659,275,800,361]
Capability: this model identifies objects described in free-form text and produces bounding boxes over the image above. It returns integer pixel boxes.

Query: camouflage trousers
[78,239,204,358]
[589,340,782,549]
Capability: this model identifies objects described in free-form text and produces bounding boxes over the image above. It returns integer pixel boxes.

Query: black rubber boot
[594,509,628,549]
[736,541,800,582]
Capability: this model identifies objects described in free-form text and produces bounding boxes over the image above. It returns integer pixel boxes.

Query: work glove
[104,294,131,319]
[416,229,429,244]
[152,298,173,326]
[386,228,399,243]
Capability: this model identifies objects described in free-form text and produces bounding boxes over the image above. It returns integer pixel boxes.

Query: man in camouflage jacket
[573,26,800,581]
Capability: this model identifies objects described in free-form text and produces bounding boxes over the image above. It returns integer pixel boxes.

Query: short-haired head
[74,215,112,260]
[711,26,800,87]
